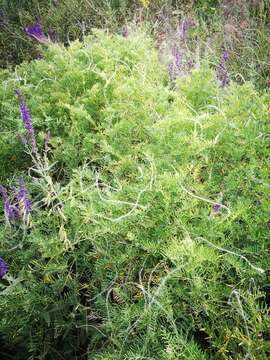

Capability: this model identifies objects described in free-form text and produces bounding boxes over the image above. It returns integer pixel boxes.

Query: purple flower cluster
[167,18,197,81]
[25,22,43,37]
[212,202,222,214]
[178,19,196,41]
[173,48,182,70]
[16,89,51,155]
[168,47,182,80]
[0,257,8,278]
[216,49,229,88]
[15,89,38,155]
[0,178,31,221]
[24,22,49,44]
[0,185,14,220]
[24,22,59,44]
[178,20,188,40]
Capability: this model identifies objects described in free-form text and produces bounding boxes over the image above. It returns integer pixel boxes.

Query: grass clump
[0,29,269,359]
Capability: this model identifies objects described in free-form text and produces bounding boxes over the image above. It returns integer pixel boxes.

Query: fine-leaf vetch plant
[15,88,70,248]
[0,28,269,360]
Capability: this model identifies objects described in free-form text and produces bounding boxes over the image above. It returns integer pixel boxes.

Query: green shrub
[0,29,269,359]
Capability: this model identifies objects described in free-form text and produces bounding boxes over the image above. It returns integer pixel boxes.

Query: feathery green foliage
[0,29,269,359]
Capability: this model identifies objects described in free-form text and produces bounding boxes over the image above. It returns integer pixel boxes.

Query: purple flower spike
[221,72,229,88]
[168,48,182,81]
[24,22,48,44]
[25,22,43,37]
[174,50,182,71]
[18,177,31,215]
[212,203,222,215]
[6,202,14,220]
[122,25,128,38]
[15,89,38,155]
[0,185,8,202]
[168,62,175,80]
[216,49,230,88]
[222,49,229,62]
[0,257,8,279]
[178,20,188,40]
[0,185,14,220]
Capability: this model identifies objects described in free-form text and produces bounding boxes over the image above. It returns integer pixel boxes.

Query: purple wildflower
[11,186,20,218]
[174,50,182,71]
[15,89,38,155]
[178,19,196,41]
[212,203,222,215]
[216,49,229,88]
[25,22,43,37]
[6,202,14,220]
[168,62,175,80]
[24,22,48,44]
[18,177,31,215]
[0,179,31,220]
[220,72,229,88]
[168,47,182,80]
[0,257,8,278]
[122,25,128,38]
[222,49,229,62]
[0,185,14,220]
[178,20,188,40]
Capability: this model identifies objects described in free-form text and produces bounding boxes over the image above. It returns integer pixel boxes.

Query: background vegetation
[1,0,270,88]
[0,1,269,359]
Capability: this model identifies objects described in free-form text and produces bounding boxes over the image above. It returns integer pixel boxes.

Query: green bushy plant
[0,29,269,359]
